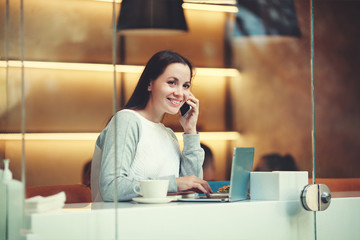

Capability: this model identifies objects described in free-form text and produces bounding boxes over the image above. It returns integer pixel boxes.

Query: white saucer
[132,196,175,204]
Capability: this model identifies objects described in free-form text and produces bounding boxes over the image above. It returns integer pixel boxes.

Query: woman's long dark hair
[124,50,193,110]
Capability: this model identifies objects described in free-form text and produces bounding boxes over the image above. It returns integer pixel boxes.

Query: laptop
[178,147,254,202]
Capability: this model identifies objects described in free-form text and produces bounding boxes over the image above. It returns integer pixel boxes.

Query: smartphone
[180,102,192,117]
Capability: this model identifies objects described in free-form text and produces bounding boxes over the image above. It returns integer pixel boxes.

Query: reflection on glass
[4,0,360,239]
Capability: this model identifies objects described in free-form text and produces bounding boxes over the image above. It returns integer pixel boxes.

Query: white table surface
[25,199,315,240]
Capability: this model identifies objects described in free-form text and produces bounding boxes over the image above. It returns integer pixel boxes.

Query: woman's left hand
[178,93,199,134]
[176,176,213,196]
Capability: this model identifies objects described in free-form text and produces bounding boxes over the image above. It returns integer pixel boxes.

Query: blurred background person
[254,153,298,172]
[201,143,216,181]
[82,160,91,188]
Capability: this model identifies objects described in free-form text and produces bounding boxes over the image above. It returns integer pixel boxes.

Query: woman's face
[148,63,191,116]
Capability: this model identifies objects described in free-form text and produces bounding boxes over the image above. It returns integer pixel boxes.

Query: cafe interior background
[1,0,360,192]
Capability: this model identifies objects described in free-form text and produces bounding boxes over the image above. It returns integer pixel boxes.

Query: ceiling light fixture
[117,0,188,35]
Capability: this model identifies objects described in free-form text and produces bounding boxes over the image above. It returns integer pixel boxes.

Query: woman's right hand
[176,176,213,197]
[178,93,199,135]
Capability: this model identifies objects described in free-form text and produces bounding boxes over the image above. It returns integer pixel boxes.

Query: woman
[91,50,212,201]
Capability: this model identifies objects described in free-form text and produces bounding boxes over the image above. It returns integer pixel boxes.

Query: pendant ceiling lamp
[234,0,301,38]
[117,0,188,35]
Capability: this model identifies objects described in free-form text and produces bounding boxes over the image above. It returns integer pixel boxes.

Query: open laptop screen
[178,147,254,202]
[229,147,254,201]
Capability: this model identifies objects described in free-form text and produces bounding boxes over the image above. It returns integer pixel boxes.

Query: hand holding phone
[179,94,198,135]
[180,102,192,117]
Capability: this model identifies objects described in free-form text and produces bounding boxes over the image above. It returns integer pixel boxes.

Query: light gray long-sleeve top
[91,110,204,202]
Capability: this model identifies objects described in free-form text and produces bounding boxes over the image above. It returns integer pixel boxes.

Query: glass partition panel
[314,1,360,240]
[19,0,116,183]
[1,1,26,239]
[1,0,119,238]
[313,0,360,196]
[118,0,313,181]
[231,0,312,177]
[1,0,325,239]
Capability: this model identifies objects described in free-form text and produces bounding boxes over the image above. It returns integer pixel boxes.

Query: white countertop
[23,172,360,240]
[25,199,315,240]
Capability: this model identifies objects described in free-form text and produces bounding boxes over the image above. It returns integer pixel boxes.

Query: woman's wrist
[184,129,197,135]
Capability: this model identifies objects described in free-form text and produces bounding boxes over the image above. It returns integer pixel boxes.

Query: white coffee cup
[133,179,169,199]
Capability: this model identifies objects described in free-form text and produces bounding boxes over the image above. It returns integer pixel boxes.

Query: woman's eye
[168,81,176,86]
[183,83,191,89]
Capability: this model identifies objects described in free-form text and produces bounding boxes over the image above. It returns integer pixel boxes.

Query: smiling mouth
[168,98,181,106]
